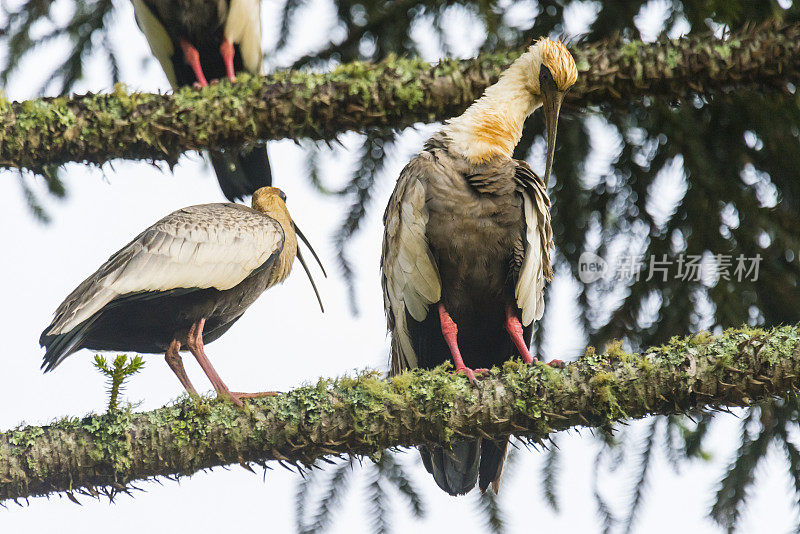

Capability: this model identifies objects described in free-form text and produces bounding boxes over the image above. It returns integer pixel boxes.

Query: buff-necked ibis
[40,187,325,406]
[381,39,577,494]
[131,0,271,201]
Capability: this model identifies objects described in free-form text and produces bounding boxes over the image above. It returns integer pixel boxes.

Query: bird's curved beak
[294,223,327,313]
[542,87,565,186]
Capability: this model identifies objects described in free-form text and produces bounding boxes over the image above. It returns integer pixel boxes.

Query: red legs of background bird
[165,339,199,396]
[179,38,208,87]
[505,306,565,368]
[438,303,487,384]
[220,38,237,82]
[185,318,279,407]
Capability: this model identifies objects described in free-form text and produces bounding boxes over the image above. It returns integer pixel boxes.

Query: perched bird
[381,39,577,495]
[40,187,325,406]
[131,0,271,201]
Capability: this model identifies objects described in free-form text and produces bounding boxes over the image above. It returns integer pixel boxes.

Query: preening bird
[131,0,271,201]
[381,38,577,495]
[40,187,325,406]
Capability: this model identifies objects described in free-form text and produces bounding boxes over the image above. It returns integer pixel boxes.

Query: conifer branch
[0,22,797,173]
[1,324,798,503]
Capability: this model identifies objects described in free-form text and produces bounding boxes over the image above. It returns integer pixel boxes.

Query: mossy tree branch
[1,22,799,173]
[1,324,799,503]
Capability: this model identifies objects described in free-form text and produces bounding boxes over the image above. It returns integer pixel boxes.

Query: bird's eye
[279,191,287,202]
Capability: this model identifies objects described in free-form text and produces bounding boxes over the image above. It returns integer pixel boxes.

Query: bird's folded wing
[46,204,284,336]
[131,0,179,88]
[514,162,554,326]
[382,156,442,374]
[225,0,264,75]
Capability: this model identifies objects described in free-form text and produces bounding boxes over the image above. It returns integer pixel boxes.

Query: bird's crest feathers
[537,38,578,91]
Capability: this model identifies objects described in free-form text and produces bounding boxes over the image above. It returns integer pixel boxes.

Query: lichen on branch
[0,22,798,173]
[1,324,798,503]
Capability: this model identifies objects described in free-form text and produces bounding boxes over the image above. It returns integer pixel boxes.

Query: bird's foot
[180,39,209,87]
[529,358,566,368]
[220,391,280,407]
[220,38,237,82]
[218,391,244,408]
[454,366,489,385]
[231,391,280,400]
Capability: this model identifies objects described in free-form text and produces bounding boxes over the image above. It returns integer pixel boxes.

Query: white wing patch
[47,204,283,336]
[224,0,263,75]
[515,188,553,326]
[131,0,178,88]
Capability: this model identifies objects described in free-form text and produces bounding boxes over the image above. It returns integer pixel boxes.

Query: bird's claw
[231,391,280,399]
[526,357,566,368]
[224,391,280,407]
[454,366,489,384]
[220,392,244,407]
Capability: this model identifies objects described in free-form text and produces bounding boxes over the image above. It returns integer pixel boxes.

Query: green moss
[589,371,625,420]
[757,325,800,365]
[605,340,633,363]
[713,39,740,60]
[80,408,138,475]
[620,41,643,59]
[3,323,799,502]
[8,426,44,449]
[165,401,212,448]
[637,355,655,375]
[664,48,680,69]
[580,346,601,366]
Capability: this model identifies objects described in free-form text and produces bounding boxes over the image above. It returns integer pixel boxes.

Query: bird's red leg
[438,303,486,383]
[220,38,236,82]
[179,38,208,87]
[505,306,535,364]
[186,319,279,405]
[505,306,564,367]
[186,318,243,406]
[165,339,199,396]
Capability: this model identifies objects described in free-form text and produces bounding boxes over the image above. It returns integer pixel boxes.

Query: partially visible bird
[40,186,325,406]
[381,38,577,495]
[131,0,271,201]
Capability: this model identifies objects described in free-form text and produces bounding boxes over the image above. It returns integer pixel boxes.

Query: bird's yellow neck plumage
[442,47,544,164]
[252,192,297,285]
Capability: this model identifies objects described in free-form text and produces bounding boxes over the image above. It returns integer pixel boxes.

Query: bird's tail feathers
[210,143,271,202]
[39,318,95,372]
[419,440,480,496]
[478,438,509,494]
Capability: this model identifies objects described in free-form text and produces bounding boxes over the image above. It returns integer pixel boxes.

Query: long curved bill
[542,88,565,186]
[294,223,327,313]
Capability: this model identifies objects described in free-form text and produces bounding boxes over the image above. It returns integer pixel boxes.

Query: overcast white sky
[0,1,797,533]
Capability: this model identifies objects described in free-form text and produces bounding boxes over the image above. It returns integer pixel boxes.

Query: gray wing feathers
[515,180,553,326]
[382,159,442,375]
[46,204,283,336]
[131,0,179,87]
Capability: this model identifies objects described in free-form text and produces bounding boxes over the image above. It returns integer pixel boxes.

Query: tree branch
[1,324,798,503]
[1,22,798,173]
